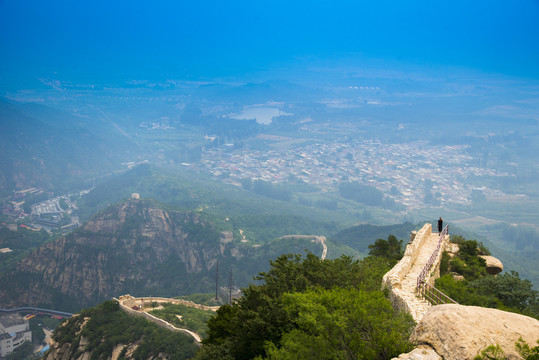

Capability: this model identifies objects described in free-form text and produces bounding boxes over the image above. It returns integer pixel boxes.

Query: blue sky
[1,0,538,85]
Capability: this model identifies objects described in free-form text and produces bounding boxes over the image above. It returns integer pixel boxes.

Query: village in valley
[201,137,514,209]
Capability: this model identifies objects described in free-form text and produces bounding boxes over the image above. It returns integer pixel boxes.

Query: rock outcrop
[479,255,504,275]
[447,245,503,275]
[446,243,459,258]
[393,345,442,360]
[45,338,146,360]
[408,304,539,360]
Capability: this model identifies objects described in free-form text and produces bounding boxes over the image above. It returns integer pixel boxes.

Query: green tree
[198,253,400,360]
[515,337,539,360]
[368,235,404,261]
[435,274,501,308]
[436,234,538,319]
[439,251,451,275]
[473,344,505,360]
[194,341,235,360]
[436,272,539,319]
[29,317,46,344]
[448,240,487,280]
[474,338,539,360]
[470,271,538,316]
[263,288,415,360]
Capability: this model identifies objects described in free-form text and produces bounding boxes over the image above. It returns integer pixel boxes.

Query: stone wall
[382,223,432,315]
[382,223,453,322]
[116,297,203,344]
[118,295,219,312]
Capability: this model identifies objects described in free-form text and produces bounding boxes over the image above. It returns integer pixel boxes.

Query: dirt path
[35,329,53,353]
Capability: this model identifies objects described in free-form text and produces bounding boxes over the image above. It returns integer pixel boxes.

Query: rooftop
[0,314,25,329]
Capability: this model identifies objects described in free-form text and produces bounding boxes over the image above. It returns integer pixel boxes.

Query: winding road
[0,307,73,318]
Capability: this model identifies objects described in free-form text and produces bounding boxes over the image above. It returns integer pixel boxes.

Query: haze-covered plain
[1,0,539,288]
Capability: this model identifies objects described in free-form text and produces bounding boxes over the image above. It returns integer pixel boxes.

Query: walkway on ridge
[278,235,327,260]
[400,231,441,321]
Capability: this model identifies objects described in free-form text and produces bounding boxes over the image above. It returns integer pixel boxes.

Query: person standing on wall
[438,217,443,234]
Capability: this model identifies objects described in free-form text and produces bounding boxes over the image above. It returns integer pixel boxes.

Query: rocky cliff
[1,198,327,311]
[0,199,236,310]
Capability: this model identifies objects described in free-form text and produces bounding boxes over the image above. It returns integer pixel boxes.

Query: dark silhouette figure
[437,217,443,234]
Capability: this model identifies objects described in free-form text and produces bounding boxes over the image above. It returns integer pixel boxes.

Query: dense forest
[194,238,414,360]
[0,227,51,273]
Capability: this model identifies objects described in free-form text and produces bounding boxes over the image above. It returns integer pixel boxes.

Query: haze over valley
[1,1,539,359]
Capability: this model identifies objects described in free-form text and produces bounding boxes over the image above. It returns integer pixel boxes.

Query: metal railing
[419,281,457,305]
[416,225,458,306]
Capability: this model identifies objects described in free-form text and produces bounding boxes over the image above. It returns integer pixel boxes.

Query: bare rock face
[410,304,539,360]
[393,345,442,360]
[479,255,504,275]
[446,243,459,257]
[0,199,228,310]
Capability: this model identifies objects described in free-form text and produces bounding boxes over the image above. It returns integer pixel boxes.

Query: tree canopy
[195,251,414,360]
[368,235,404,261]
[263,288,414,360]
[436,236,539,319]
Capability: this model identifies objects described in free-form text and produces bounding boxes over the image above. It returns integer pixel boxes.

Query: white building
[0,314,32,357]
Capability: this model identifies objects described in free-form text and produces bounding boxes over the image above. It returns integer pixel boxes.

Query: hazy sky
[1,0,538,85]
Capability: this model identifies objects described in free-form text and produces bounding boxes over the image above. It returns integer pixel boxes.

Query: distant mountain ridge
[0,97,143,195]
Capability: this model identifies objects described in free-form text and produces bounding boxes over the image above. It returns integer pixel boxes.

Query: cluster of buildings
[0,314,31,358]
[31,197,65,227]
[1,191,82,233]
[201,139,510,209]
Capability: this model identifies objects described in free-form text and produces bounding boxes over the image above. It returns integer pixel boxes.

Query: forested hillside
[76,164,358,226]
[0,198,358,311]
[0,98,144,196]
[45,300,198,360]
[0,227,51,273]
